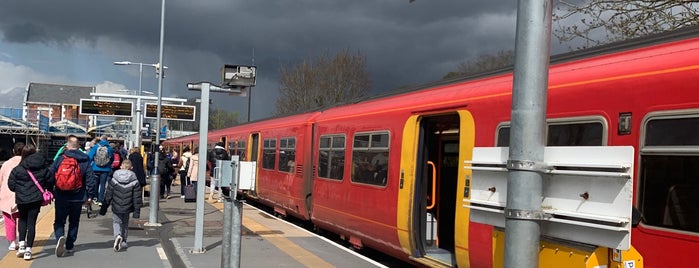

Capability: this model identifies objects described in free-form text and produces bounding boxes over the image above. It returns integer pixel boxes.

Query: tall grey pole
[135,63,143,149]
[147,0,166,227]
[504,1,552,267]
[222,157,242,268]
[192,83,210,253]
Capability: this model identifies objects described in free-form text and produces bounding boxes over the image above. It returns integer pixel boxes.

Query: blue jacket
[49,149,97,202]
[87,140,114,173]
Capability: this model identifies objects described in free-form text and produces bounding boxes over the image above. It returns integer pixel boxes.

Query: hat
[216,142,225,147]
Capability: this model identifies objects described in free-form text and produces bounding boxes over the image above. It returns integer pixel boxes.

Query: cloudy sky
[0,1,572,121]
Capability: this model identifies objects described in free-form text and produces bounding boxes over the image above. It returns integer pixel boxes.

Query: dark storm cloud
[0,1,519,116]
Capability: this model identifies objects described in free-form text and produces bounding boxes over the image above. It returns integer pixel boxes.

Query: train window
[547,122,603,146]
[278,137,296,173]
[228,141,236,157]
[318,135,345,180]
[237,140,247,160]
[351,132,389,186]
[496,120,605,147]
[262,138,276,170]
[639,114,699,234]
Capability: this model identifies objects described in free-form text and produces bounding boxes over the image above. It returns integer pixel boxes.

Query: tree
[175,98,239,131]
[209,109,239,130]
[554,1,699,49]
[443,50,515,79]
[276,49,371,115]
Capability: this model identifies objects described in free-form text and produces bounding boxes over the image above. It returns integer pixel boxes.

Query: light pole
[113,61,167,149]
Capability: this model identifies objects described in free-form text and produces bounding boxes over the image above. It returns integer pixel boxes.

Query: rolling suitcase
[184,184,197,203]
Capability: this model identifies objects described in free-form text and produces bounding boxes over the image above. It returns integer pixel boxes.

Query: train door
[250,133,260,196]
[398,111,475,267]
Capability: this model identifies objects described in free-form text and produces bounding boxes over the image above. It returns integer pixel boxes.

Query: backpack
[111,152,121,169]
[55,156,83,191]
[94,144,111,167]
[157,157,172,175]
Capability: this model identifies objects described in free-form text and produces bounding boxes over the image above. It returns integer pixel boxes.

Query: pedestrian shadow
[37,238,161,256]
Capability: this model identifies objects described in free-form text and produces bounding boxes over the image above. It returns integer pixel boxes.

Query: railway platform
[0,187,386,268]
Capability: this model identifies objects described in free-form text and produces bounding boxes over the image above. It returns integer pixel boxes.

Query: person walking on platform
[186,147,201,191]
[157,149,175,199]
[207,142,230,200]
[88,135,114,206]
[0,142,24,251]
[8,144,54,260]
[99,159,142,252]
[50,136,96,257]
[178,146,192,198]
[128,147,147,187]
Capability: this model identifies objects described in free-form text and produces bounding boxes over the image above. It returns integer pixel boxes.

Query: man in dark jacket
[207,142,230,200]
[49,136,96,257]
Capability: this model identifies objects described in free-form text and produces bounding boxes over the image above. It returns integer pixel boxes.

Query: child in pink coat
[0,142,24,251]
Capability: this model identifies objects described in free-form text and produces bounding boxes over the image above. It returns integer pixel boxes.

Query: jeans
[95,171,110,202]
[53,200,83,250]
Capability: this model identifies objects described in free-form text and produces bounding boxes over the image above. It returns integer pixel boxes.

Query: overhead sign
[222,64,257,87]
[80,99,133,117]
[144,103,196,121]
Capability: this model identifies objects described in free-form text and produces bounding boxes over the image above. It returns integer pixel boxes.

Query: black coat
[128,152,147,186]
[8,153,54,205]
[100,169,142,218]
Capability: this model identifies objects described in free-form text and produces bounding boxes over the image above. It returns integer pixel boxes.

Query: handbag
[28,170,54,206]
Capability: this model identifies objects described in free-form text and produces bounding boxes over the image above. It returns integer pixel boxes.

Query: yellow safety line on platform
[0,205,55,268]
[206,199,335,268]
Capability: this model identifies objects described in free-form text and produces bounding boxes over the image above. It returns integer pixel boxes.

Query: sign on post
[144,103,196,121]
[80,99,133,117]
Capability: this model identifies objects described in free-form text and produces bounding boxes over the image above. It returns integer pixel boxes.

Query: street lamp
[113,61,167,149]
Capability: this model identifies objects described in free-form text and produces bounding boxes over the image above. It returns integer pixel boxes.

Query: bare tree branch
[554,0,699,49]
[276,50,371,115]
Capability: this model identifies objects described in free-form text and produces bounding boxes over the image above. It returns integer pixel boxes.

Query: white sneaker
[16,241,25,257]
[114,235,123,252]
[23,250,31,261]
[56,236,66,257]
[8,241,17,251]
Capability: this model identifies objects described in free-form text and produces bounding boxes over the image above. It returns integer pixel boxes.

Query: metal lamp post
[113,61,167,149]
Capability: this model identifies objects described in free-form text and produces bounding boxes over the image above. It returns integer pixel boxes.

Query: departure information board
[145,103,196,121]
[79,99,133,117]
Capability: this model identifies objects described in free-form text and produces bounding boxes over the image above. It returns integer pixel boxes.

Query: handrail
[426,161,437,210]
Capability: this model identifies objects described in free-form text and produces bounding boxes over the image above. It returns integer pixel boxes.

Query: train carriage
[165,27,699,268]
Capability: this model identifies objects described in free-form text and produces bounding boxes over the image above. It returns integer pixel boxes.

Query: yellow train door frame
[397,110,475,267]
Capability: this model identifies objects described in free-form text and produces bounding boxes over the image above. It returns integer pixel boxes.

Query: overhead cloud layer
[0,1,536,119]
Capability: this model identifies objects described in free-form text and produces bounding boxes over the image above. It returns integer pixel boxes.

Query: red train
[166,27,699,267]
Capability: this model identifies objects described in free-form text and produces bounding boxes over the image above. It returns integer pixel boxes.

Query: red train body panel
[166,28,699,267]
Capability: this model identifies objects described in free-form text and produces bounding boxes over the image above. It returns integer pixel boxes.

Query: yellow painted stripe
[206,199,334,268]
[0,205,55,267]
[243,217,334,268]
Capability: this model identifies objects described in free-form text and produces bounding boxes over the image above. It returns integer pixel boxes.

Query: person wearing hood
[8,144,54,260]
[0,142,24,252]
[178,146,192,198]
[207,142,230,201]
[99,159,142,252]
[87,135,114,206]
[49,135,96,257]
